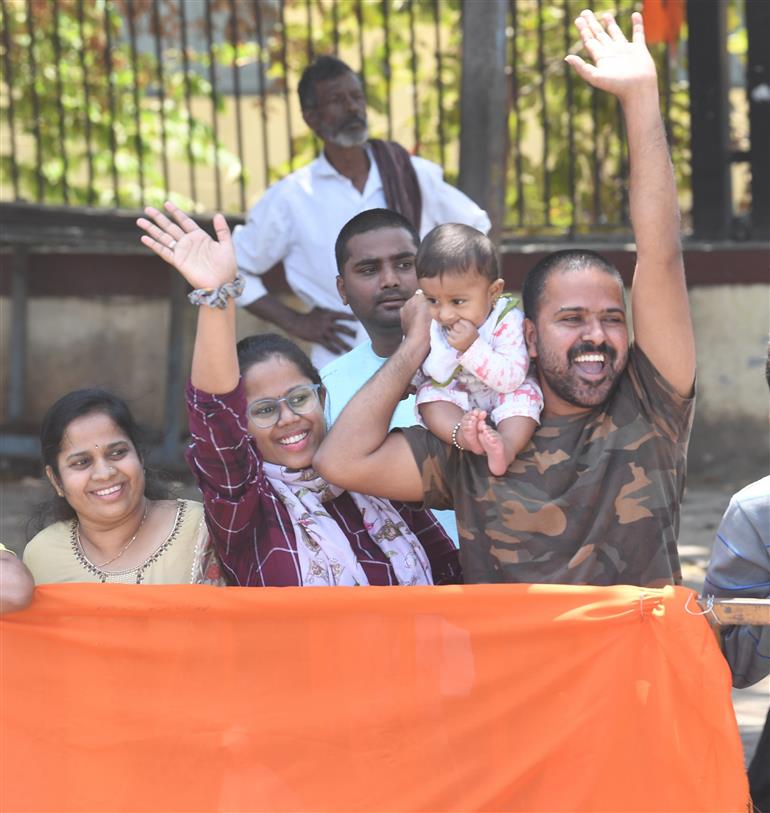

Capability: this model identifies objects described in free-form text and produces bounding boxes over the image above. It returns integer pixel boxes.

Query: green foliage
[0,0,241,210]
[504,1,691,234]
[1,0,696,233]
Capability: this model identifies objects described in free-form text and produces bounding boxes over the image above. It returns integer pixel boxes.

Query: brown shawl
[369,139,422,233]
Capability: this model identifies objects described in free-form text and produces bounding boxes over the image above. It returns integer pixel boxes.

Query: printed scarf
[262,462,433,587]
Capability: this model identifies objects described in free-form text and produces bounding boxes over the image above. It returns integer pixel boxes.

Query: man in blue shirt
[703,347,770,809]
[321,209,458,545]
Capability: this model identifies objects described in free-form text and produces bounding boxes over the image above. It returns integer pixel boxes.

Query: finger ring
[169,239,177,250]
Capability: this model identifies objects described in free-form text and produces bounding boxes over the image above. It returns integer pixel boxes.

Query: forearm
[623,89,681,263]
[623,83,694,392]
[245,294,303,334]
[190,302,239,394]
[319,335,427,464]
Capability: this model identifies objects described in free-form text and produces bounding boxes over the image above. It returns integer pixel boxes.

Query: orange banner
[1,584,748,812]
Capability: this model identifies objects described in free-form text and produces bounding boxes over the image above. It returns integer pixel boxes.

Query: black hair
[415,223,499,283]
[522,249,624,321]
[298,55,357,111]
[334,208,420,273]
[236,333,321,386]
[29,388,171,536]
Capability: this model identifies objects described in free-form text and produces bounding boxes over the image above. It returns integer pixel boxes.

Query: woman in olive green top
[23,389,223,586]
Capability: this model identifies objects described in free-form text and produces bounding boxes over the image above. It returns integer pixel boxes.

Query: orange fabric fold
[2,584,748,812]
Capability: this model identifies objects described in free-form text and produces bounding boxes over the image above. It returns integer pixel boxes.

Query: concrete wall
[2,297,173,428]
[0,291,301,431]
[686,285,769,481]
[1,283,767,479]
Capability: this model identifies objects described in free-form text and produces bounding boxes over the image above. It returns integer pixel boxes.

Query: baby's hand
[446,319,478,352]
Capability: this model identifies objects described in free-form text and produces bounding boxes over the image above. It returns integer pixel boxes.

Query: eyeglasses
[247,384,323,428]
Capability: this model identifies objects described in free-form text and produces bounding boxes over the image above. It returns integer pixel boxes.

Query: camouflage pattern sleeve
[397,426,457,512]
[628,344,695,443]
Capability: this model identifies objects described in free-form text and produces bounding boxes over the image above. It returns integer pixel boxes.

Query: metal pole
[457,0,509,239]
[8,247,29,423]
[161,272,188,467]
[745,0,770,238]
[686,0,732,239]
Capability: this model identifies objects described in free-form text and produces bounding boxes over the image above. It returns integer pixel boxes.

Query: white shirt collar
[313,144,380,192]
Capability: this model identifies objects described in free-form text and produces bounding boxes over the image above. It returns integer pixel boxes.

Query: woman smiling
[23,389,223,585]
[137,202,460,587]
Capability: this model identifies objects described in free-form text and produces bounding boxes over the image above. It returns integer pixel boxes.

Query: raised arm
[313,295,430,502]
[137,202,239,394]
[566,10,695,396]
[138,205,267,575]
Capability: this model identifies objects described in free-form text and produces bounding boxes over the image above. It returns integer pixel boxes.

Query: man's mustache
[375,290,410,305]
[342,115,367,129]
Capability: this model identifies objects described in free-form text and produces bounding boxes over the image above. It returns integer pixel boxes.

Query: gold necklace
[77,500,150,569]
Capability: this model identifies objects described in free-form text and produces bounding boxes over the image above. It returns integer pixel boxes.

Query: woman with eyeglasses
[137,202,461,587]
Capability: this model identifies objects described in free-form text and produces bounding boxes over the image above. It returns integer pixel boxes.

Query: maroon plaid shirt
[186,381,461,587]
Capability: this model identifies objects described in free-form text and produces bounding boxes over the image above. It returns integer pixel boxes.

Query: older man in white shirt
[234,55,490,370]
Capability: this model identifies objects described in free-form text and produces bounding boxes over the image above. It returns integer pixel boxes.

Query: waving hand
[565,10,656,101]
[138,201,241,394]
[137,202,236,290]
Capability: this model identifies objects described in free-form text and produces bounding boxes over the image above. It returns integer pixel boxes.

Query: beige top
[23,499,215,585]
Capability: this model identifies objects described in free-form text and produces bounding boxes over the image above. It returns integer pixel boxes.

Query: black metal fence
[0,0,758,235]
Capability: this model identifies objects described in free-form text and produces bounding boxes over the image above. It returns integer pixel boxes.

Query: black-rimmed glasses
[247,384,323,428]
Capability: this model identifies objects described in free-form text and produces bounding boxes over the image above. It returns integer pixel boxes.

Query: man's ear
[336,274,348,306]
[524,317,538,360]
[45,465,64,498]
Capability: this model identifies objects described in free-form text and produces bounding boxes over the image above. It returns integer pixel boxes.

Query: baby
[413,224,543,476]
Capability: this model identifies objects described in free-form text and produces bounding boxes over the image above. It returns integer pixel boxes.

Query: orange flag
[644,0,686,45]
[1,583,749,811]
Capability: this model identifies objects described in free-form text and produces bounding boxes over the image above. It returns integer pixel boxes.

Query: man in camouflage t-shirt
[398,343,692,585]
[314,10,696,587]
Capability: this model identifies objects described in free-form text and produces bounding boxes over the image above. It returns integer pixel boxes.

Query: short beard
[326,124,369,148]
[536,340,626,409]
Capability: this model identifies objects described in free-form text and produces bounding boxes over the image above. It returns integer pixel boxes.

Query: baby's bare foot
[478,423,510,476]
[458,409,485,455]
